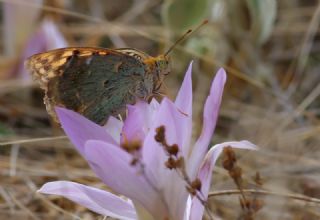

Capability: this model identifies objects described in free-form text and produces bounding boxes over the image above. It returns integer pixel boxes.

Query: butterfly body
[26,47,170,125]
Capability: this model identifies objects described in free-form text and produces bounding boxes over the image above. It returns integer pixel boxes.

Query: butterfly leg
[153,81,162,92]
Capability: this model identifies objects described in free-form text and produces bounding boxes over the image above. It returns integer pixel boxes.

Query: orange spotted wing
[26,47,159,125]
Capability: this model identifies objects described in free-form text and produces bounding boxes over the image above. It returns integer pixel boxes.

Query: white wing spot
[47,71,56,78]
[35,63,42,69]
[39,68,46,74]
[85,56,93,65]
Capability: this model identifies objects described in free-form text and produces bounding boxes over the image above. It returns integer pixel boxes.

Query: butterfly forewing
[26,47,150,125]
[115,48,151,61]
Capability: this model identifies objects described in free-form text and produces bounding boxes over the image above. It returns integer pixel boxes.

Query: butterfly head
[144,55,170,93]
[151,55,170,92]
[155,55,170,76]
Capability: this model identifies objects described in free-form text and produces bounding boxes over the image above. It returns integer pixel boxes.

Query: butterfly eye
[160,60,167,68]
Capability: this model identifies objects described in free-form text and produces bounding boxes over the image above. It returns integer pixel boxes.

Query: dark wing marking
[26,47,148,125]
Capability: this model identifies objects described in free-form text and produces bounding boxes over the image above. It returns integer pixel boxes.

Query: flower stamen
[155,125,166,145]
[121,139,142,153]
[120,136,143,166]
[154,125,210,213]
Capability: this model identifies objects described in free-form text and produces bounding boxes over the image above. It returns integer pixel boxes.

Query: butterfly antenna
[164,19,209,57]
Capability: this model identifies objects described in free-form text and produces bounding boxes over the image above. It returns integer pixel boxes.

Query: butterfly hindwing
[26,47,149,125]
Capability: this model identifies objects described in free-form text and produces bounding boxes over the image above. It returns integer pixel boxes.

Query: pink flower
[38,63,256,220]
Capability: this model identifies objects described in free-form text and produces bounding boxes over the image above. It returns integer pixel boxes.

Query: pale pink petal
[134,201,157,220]
[142,98,190,220]
[121,101,151,143]
[175,62,193,116]
[149,98,160,109]
[103,116,123,144]
[38,181,136,220]
[142,98,188,174]
[174,62,193,153]
[188,68,227,179]
[143,97,189,160]
[23,19,67,59]
[183,196,192,220]
[85,140,168,219]
[40,19,67,50]
[56,107,117,157]
[121,99,160,144]
[189,141,257,220]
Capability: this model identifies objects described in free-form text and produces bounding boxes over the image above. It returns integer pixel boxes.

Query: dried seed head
[222,147,237,171]
[224,147,236,161]
[165,157,176,169]
[175,156,185,169]
[253,172,263,186]
[191,178,202,191]
[155,126,166,143]
[229,166,242,180]
[252,198,264,212]
[222,158,234,170]
[186,185,197,196]
[167,144,179,156]
[121,139,142,153]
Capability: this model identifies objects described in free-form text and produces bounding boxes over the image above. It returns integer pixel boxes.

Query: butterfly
[26,47,169,125]
[26,21,207,125]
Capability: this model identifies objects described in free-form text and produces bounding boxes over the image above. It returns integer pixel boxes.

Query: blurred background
[0,0,320,219]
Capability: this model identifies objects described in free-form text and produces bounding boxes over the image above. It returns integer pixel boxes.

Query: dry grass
[0,0,320,219]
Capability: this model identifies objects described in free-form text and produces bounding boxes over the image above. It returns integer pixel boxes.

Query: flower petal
[189,141,257,220]
[188,68,227,179]
[143,98,188,163]
[84,140,167,219]
[142,98,190,220]
[38,181,136,220]
[56,107,117,156]
[149,98,160,109]
[174,62,193,153]
[121,101,155,143]
[175,61,193,116]
[103,116,123,144]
